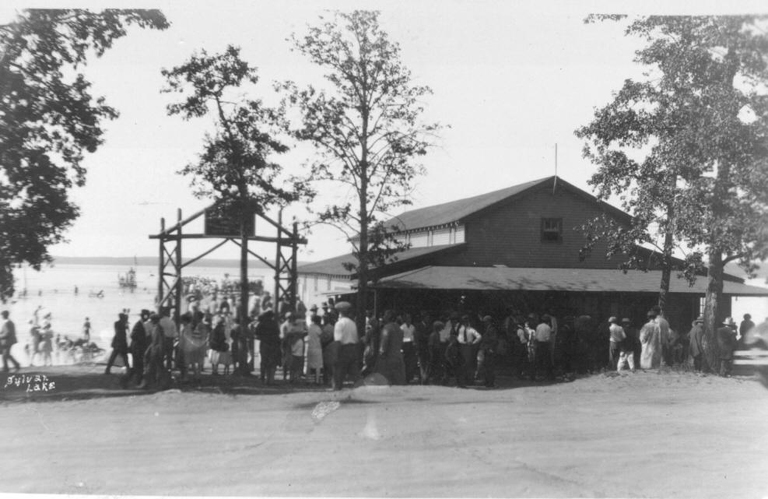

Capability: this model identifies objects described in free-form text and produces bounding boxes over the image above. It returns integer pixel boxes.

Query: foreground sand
[1,367,767,498]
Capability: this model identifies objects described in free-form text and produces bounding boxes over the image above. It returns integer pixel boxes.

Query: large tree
[283,10,441,328]
[577,15,768,369]
[0,9,169,301]
[162,45,306,325]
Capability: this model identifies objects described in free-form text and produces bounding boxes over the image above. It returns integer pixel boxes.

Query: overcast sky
[4,0,767,264]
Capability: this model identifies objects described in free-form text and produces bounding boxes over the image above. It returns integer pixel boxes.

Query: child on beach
[29,321,41,366]
[40,323,53,366]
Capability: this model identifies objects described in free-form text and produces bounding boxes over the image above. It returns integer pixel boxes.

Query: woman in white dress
[639,311,661,369]
[306,315,324,384]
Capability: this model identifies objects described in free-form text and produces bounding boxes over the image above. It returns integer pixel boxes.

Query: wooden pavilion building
[297,176,768,331]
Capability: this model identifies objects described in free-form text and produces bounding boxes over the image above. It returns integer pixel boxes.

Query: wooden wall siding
[433,185,629,269]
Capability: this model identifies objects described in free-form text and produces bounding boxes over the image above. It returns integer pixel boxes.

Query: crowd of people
[91,297,765,390]
[1,291,762,387]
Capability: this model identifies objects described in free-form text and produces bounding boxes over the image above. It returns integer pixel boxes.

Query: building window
[541,218,562,243]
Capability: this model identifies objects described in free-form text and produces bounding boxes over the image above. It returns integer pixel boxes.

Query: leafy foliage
[0,9,169,301]
[577,15,768,366]
[282,10,442,312]
[162,45,309,322]
[162,45,306,212]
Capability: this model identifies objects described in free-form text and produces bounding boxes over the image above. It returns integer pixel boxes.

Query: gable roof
[385,175,632,232]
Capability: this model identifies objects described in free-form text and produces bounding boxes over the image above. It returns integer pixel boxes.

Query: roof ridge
[387,176,555,231]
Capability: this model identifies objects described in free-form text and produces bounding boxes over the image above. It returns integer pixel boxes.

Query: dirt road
[1,369,767,497]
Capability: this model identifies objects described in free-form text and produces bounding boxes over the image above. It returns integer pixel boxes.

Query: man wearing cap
[608,317,625,371]
[456,314,482,387]
[332,301,360,390]
[717,318,738,377]
[688,315,705,372]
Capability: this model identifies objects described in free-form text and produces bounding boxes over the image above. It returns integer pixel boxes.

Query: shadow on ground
[1,362,658,404]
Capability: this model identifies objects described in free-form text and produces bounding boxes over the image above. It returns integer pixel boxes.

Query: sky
[4,0,768,267]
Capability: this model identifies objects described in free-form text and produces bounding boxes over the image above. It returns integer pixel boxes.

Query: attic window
[541,218,562,243]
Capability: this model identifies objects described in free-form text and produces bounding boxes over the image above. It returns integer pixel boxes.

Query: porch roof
[374,266,768,296]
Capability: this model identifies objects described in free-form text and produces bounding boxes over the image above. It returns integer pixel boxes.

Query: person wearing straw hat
[717,317,738,377]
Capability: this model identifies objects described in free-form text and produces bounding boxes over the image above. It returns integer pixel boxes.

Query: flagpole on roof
[553,143,558,194]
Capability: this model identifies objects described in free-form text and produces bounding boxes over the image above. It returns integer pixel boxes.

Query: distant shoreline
[50,256,283,269]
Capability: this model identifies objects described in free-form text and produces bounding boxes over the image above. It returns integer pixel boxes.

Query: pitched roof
[298,244,465,276]
[386,177,548,231]
[374,266,768,296]
[385,176,631,232]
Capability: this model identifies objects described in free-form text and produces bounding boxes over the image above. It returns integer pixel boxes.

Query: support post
[157,217,165,312]
[290,221,298,312]
[240,208,249,328]
[175,209,183,326]
[274,208,282,317]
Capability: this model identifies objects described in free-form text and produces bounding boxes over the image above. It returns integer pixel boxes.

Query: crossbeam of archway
[148,203,306,326]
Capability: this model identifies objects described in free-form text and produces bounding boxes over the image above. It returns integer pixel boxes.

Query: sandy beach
[1,366,767,498]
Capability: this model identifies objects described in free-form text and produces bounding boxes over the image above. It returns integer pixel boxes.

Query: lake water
[5,263,272,360]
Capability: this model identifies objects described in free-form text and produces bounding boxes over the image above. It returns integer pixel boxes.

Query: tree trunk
[703,250,723,372]
[357,174,369,335]
[357,100,370,335]
[240,213,249,328]
[658,175,677,317]
[658,229,673,367]
[657,175,677,367]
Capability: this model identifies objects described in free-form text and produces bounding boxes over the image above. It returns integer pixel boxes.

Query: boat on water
[118,267,137,292]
